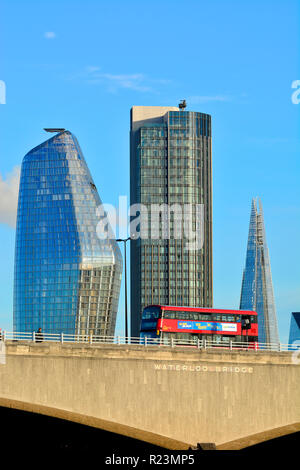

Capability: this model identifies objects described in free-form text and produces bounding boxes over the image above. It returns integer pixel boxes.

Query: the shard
[240,197,279,344]
[13,130,122,336]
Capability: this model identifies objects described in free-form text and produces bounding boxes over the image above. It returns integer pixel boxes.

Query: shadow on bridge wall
[0,404,166,451]
[0,397,189,450]
[0,397,299,451]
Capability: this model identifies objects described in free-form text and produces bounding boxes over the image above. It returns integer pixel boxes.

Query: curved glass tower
[13,130,122,336]
[240,197,279,344]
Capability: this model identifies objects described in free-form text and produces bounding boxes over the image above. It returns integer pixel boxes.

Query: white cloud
[86,66,101,73]
[0,166,20,228]
[82,66,168,93]
[86,69,152,92]
[44,32,56,39]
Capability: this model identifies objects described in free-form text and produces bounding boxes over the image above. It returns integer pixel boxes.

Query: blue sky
[0,0,299,342]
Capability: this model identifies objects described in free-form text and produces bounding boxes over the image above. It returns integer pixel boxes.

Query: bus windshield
[142,306,161,320]
[140,306,161,332]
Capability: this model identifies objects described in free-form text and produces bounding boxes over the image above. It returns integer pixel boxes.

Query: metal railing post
[197,338,200,349]
[230,340,232,351]
[33,331,35,342]
[61,333,64,344]
[204,339,207,350]
[2,331,5,342]
[171,337,174,348]
[89,334,93,344]
[144,336,147,347]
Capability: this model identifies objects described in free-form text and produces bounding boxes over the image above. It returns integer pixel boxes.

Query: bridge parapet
[3,341,298,365]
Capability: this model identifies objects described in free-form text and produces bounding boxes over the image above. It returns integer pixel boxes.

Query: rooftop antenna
[178,99,187,111]
[44,128,66,133]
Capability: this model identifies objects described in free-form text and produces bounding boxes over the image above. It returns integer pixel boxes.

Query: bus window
[140,319,158,331]
[223,315,234,322]
[199,314,206,320]
[163,311,175,319]
[242,315,251,329]
[142,306,161,320]
[140,331,157,339]
[221,336,231,342]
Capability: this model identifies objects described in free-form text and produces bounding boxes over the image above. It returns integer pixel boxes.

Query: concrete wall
[0,342,299,449]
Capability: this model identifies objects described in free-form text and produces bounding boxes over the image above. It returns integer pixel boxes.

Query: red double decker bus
[140,305,258,346]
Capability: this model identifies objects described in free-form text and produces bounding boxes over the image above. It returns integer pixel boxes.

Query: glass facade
[130,106,213,337]
[240,197,279,344]
[13,130,122,336]
[288,312,300,344]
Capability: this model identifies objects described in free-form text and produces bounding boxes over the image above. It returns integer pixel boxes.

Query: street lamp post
[116,237,131,342]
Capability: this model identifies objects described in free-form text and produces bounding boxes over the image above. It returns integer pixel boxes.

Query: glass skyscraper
[14,130,122,336]
[130,106,213,337]
[288,312,300,344]
[240,197,279,344]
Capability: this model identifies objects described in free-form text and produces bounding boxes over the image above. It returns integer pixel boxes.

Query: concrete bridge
[0,341,299,450]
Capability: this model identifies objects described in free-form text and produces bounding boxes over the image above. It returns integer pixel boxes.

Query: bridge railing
[0,331,299,353]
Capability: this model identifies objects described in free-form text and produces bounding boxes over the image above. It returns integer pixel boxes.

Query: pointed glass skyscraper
[14,130,122,336]
[240,197,279,344]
